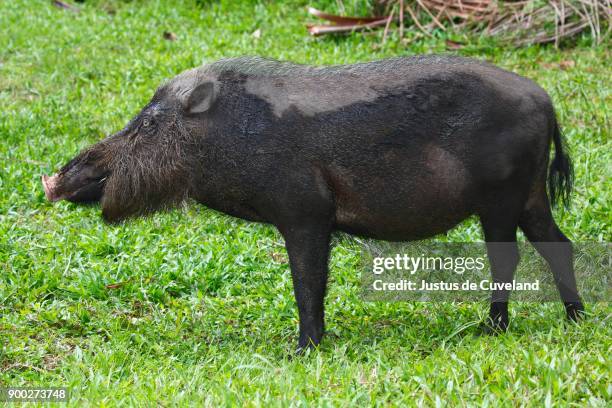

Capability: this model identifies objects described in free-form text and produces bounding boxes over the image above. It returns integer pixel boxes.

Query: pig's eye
[142,118,151,128]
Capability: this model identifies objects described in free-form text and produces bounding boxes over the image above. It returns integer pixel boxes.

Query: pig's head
[42,72,218,223]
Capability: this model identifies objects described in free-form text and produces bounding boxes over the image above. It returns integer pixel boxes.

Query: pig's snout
[42,174,61,202]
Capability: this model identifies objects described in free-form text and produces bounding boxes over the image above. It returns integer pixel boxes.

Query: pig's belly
[333,192,473,241]
[327,145,474,241]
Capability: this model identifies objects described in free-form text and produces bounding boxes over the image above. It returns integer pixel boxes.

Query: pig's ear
[182,81,218,114]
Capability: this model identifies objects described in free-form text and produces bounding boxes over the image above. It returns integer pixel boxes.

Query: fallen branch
[307,19,390,36]
[307,7,386,25]
[306,7,391,36]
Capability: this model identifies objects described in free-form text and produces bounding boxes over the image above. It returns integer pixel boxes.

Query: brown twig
[383,7,396,43]
[399,0,405,38]
[417,0,446,30]
[105,278,133,289]
[404,3,435,37]
[52,0,79,13]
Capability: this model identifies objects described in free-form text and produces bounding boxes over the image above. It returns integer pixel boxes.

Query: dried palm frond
[307,1,611,47]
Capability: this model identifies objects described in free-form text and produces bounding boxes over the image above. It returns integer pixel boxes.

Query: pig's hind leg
[518,189,584,321]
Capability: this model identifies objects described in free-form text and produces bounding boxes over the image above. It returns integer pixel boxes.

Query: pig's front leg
[280,222,332,352]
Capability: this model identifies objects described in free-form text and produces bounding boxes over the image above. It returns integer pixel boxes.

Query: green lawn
[1,0,610,405]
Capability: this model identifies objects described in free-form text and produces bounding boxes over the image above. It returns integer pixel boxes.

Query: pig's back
[210,55,543,128]
[204,56,551,240]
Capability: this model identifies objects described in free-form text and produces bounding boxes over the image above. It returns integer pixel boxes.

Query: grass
[0,0,610,405]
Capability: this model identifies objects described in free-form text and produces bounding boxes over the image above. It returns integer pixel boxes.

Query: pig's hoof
[478,317,509,336]
[294,338,321,356]
[565,302,585,322]
[292,345,317,359]
[478,324,504,336]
